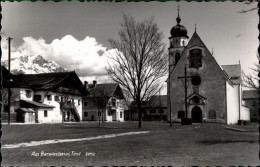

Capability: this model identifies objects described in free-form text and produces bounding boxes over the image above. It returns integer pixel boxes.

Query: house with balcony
[2,66,88,123]
[82,81,125,122]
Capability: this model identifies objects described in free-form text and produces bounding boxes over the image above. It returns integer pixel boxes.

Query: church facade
[167,10,250,125]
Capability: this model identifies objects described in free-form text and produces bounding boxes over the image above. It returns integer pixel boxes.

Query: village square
[1,1,259,166]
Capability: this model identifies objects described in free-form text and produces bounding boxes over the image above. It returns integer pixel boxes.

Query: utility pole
[178,65,193,125]
[7,37,13,125]
[168,64,173,127]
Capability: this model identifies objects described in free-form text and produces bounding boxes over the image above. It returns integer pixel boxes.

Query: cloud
[1,35,117,83]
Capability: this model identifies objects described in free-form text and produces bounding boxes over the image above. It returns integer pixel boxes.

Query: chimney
[93,80,97,88]
[84,81,88,89]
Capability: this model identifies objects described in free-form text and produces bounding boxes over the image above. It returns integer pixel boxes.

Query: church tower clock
[168,6,189,68]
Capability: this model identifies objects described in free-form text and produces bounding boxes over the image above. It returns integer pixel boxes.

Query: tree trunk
[98,115,101,128]
[137,99,143,128]
[160,109,162,122]
[129,110,131,122]
[102,109,104,123]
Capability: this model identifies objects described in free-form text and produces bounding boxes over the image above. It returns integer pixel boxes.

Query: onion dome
[170,6,189,38]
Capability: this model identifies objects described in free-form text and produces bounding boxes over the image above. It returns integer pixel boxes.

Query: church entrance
[191,106,202,123]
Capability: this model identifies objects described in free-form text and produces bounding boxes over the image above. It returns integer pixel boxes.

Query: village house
[82,81,125,122]
[167,9,250,124]
[2,66,88,123]
[242,90,258,122]
[127,95,167,121]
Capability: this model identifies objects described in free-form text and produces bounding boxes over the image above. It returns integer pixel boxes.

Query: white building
[82,81,125,122]
[3,69,88,123]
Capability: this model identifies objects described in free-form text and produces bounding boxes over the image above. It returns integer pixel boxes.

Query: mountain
[2,55,66,74]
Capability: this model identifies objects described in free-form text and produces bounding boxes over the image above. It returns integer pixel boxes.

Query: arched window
[189,49,202,68]
[178,111,185,119]
[208,110,217,119]
[175,52,181,64]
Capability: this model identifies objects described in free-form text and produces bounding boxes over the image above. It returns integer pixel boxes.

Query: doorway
[191,106,202,123]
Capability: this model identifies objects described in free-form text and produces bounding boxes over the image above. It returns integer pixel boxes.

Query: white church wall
[226,83,239,124]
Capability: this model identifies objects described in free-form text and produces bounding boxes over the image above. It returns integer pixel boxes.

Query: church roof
[170,24,189,38]
[171,31,234,86]
[170,6,188,38]
[221,64,241,84]
[242,90,258,100]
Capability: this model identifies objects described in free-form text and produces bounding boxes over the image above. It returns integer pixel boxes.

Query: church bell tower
[168,5,189,68]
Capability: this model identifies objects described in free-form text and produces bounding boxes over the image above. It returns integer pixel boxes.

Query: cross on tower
[177,65,193,124]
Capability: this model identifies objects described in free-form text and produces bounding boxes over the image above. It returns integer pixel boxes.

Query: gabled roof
[11,71,74,89]
[129,101,148,109]
[221,64,241,84]
[148,95,167,108]
[129,95,167,109]
[17,108,36,113]
[171,31,233,85]
[88,83,124,99]
[242,90,258,100]
[9,71,88,95]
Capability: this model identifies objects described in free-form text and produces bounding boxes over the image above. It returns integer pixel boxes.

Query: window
[47,95,52,101]
[84,101,88,106]
[108,110,114,116]
[4,105,8,113]
[54,96,59,102]
[78,100,81,105]
[111,99,116,107]
[34,95,42,102]
[193,96,200,104]
[44,110,48,117]
[84,112,88,117]
[189,49,202,68]
[120,112,123,118]
[175,52,180,65]
[25,90,32,98]
[159,109,164,113]
[60,97,64,102]
[178,111,185,119]
[208,110,216,119]
[191,76,201,86]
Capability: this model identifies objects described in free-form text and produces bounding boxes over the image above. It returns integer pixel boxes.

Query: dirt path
[2,131,150,149]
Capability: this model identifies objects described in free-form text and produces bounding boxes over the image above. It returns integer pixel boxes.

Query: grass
[1,122,259,166]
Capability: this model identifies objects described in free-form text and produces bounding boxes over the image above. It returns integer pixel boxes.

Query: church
[167,8,250,125]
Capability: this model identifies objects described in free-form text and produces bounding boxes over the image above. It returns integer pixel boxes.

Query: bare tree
[242,54,259,90]
[106,14,167,128]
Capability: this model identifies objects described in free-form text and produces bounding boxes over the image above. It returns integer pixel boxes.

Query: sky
[1,1,258,94]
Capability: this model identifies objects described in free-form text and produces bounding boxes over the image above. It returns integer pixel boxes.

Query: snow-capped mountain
[2,55,66,74]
